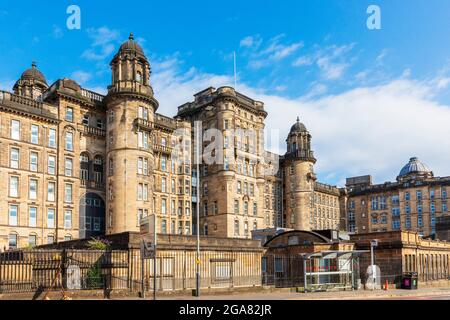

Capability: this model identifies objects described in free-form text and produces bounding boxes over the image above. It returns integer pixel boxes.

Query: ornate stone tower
[104,33,159,234]
[13,62,48,100]
[283,117,317,230]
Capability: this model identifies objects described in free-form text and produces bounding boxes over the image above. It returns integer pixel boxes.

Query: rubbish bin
[401,272,418,290]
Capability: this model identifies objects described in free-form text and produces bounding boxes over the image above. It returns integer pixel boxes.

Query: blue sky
[1,0,450,186]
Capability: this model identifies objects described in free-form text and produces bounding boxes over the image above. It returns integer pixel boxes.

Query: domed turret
[285,116,315,163]
[107,33,156,103]
[289,117,308,134]
[13,62,48,99]
[104,33,158,235]
[282,116,316,231]
[117,33,146,58]
[397,157,433,182]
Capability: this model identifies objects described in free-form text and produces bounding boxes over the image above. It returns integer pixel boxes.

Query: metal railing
[0,249,128,294]
[0,247,262,294]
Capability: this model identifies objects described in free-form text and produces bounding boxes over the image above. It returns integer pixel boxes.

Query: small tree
[86,262,103,289]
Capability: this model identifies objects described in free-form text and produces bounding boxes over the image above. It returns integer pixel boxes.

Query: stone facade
[0,34,341,250]
[343,158,450,239]
[351,231,450,286]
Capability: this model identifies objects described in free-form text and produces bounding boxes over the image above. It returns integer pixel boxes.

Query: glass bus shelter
[301,250,369,292]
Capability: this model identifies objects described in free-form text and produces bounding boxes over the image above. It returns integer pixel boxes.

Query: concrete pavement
[2,286,450,300]
[155,287,450,300]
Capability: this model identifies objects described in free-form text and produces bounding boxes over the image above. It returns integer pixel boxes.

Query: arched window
[79,193,106,239]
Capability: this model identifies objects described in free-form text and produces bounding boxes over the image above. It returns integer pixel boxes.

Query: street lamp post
[195,121,201,297]
[370,239,378,290]
[153,213,157,301]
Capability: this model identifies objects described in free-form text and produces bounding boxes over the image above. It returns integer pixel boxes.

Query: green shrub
[86,262,103,288]
[86,237,111,250]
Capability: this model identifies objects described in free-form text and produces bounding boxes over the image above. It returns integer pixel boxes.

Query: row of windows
[265,196,281,211]
[264,183,281,195]
[8,233,72,249]
[7,205,72,229]
[311,220,337,230]
[313,207,338,219]
[236,181,256,196]
[160,219,191,235]
[7,176,73,202]
[314,194,338,207]
[8,120,57,147]
[350,191,449,212]
[158,177,191,195]
[159,199,191,216]
[66,106,104,129]
[233,200,258,216]
[6,147,75,175]
[233,219,258,236]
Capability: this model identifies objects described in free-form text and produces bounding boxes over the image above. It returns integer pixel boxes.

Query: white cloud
[376,49,389,65]
[82,27,120,61]
[302,83,328,99]
[249,79,450,185]
[292,56,313,67]
[275,85,287,92]
[269,43,303,61]
[244,34,303,69]
[240,35,262,49]
[151,56,233,115]
[52,25,63,39]
[150,56,450,186]
[436,77,450,89]
[71,71,92,85]
[293,43,355,80]
[316,56,349,80]
[0,79,15,91]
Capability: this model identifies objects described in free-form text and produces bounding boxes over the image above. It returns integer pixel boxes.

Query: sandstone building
[0,34,340,250]
[343,157,450,239]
